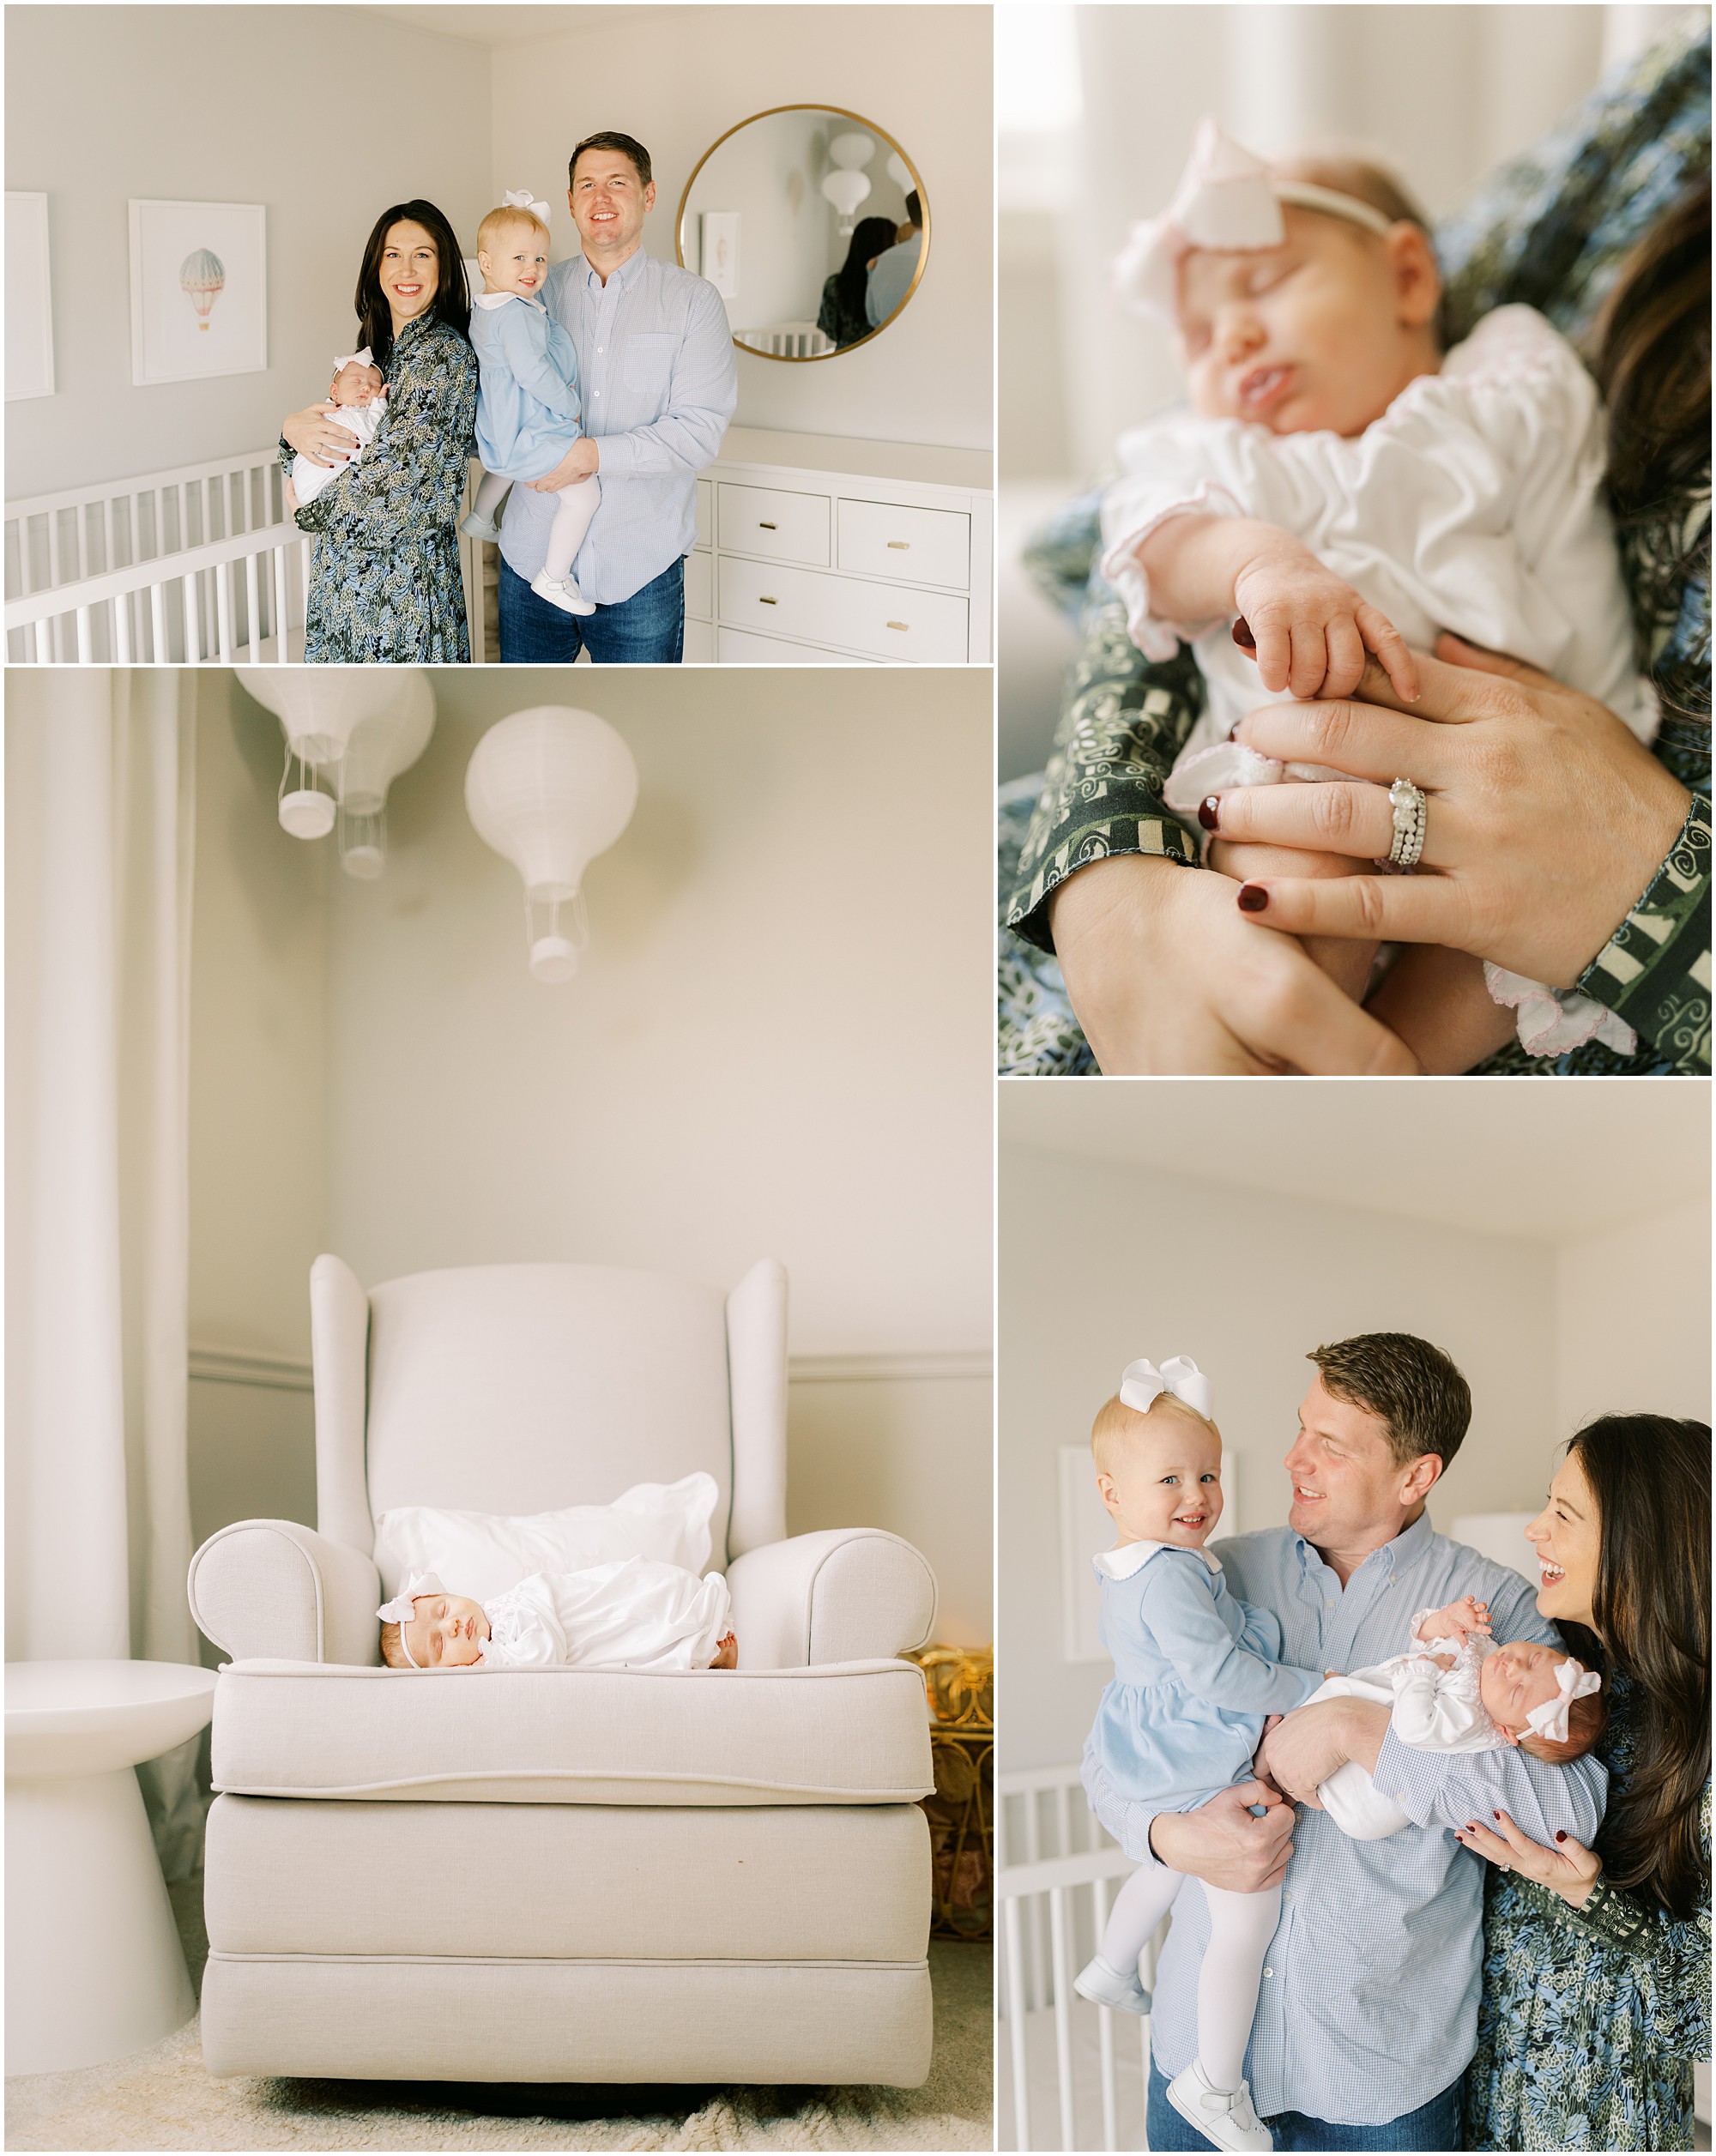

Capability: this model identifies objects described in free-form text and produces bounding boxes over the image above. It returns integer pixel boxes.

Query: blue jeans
[497,555,685,664]
[1146,2057,1462,2152]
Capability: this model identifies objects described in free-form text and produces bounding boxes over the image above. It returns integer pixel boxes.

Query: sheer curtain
[4,671,202,1875]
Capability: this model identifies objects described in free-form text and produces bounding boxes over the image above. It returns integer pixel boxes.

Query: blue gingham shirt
[1146,1515,1607,2126]
[497,247,736,606]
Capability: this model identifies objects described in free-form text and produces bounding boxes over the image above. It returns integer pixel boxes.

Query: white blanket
[480,1556,732,1672]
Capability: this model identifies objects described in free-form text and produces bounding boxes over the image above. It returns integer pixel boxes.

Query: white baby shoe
[1072,1953,1151,2014]
[1166,2059,1273,2150]
[530,571,597,618]
[459,510,501,542]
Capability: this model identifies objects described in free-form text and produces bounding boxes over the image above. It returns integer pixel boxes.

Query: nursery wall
[185,669,994,1646]
[491,3,994,451]
[1555,1198,1713,1436]
[3,6,492,497]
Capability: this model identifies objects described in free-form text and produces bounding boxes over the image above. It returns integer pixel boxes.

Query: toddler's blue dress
[1082,1541,1322,1858]
[470,294,584,482]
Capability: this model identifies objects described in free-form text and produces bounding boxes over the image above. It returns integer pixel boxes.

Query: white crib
[997,1760,1163,2153]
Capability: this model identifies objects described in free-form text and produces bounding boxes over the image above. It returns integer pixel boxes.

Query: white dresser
[685,426,993,665]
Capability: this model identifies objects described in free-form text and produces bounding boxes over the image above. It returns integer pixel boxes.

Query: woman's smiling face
[379,220,439,329]
[1526,1451,1601,1628]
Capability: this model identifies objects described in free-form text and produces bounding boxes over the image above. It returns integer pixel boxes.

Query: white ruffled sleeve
[1389,1658,1485,1750]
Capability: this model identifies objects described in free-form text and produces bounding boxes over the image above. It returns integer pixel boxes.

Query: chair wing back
[314,1259,740,1560]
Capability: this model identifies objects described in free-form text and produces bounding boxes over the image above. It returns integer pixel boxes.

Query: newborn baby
[1304,1593,1603,1839]
[288,347,387,509]
[377,1557,737,1672]
[1101,119,1656,1071]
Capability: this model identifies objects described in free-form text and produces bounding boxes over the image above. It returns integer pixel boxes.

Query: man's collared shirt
[497,247,737,608]
[1145,1515,1607,2127]
[864,231,922,328]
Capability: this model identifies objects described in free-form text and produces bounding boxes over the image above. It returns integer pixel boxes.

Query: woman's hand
[282,403,361,470]
[1048,852,1420,1074]
[1455,1808,1604,1908]
[1207,637,1692,987]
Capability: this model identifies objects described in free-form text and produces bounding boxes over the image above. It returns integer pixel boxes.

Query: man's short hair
[904,189,922,227]
[1308,1334,1471,1470]
[570,131,653,190]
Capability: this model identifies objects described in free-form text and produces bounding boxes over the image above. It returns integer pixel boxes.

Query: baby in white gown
[1302,1593,1604,1839]
[1100,119,1655,1072]
[377,1559,736,1672]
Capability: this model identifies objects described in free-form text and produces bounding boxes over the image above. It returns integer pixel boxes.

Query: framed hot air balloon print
[128,199,265,385]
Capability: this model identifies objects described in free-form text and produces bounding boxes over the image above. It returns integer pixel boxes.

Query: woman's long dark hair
[834,215,902,323]
[1555,1415,1710,1918]
[353,199,470,369]
[1590,174,1710,527]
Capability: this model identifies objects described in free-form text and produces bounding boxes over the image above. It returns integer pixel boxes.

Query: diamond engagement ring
[1387,778,1427,869]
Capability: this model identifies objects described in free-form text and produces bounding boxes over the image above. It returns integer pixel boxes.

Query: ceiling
[360,4,697,45]
[999,1080,1710,1243]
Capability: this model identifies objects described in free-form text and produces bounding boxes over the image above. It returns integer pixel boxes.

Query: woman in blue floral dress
[1454,1415,1710,2151]
[281,198,478,662]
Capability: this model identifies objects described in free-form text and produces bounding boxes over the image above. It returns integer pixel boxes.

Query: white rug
[6,1876,992,2151]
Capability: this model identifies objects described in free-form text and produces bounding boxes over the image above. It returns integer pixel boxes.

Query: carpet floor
[6,1874,993,2151]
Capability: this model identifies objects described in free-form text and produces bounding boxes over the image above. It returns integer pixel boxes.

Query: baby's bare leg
[1209,838,1376,1001]
[1368,946,1518,1073]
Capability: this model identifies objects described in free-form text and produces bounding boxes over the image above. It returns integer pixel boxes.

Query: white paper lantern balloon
[829,131,875,171]
[464,708,638,983]
[237,667,432,850]
[820,169,872,220]
[335,675,435,879]
[887,151,914,195]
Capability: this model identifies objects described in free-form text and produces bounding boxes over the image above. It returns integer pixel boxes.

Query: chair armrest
[188,1520,381,1665]
[726,1529,937,1668]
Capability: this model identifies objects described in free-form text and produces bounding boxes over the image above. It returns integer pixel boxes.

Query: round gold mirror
[675,105,927,361]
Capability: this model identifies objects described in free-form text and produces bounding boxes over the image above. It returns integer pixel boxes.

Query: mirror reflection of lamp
[463,708,639,984]
[236,667,435,878]
[820,169,873,228]
[886,151,913,195]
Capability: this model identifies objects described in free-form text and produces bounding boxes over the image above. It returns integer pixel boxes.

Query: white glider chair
[187,1255,938,2086]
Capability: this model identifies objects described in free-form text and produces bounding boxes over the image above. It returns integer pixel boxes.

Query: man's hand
[1146,1779,1295,1893]
[1259,1698,1390,1805]
[529,436,601,491]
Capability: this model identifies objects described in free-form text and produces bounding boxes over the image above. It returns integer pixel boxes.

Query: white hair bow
[1524,1656,1602,1743]
[1112,116,1394,322]
[334,347,374,372]
[1119,1356,1213,1419]
[502,188,551,224]
[376,1571,448,1625]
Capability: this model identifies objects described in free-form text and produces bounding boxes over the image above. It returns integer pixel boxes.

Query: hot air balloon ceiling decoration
[130,199,267,385]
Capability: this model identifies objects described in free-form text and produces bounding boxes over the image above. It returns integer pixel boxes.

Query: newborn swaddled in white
[481,1555,731,1671]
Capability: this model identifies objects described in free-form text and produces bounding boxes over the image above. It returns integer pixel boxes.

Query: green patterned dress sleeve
[283,317,478,664]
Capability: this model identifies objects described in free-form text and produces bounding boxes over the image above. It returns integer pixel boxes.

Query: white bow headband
[1523,1656,1602,1744]
[1120,1356,1213,1419]
[501,187,551,225]
[1114,116,1396,322]
[377,1570,450,1670]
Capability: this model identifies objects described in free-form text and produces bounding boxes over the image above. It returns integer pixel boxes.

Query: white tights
[471,468,601,582]
[1100,1864,1281,2093]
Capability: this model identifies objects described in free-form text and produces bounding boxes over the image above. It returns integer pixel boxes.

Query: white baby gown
[1306,1617,1507,1840]
[290,348,387,508]
[478,1555,732,1672]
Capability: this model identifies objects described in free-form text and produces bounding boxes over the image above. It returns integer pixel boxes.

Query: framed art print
[6,192,55,401]
[129,199,266,386]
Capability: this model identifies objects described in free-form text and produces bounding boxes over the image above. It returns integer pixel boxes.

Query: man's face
[568,149,655,257]
[1284,1373,1420,1549]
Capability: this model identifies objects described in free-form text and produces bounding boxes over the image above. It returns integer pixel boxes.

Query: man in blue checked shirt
[1138,1334,1604,2153]
[496,131,737,664]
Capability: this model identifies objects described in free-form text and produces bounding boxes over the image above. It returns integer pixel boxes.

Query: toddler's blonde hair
[476,205,549,257]
[1091,1390,1218,1477]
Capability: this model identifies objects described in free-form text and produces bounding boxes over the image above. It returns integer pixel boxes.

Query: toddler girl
[287,348,386,508]
[1302,1592,1604,1838]
[377,1555,736,1672]
[458,190,599,618]
[1076,1356,1322,2153]
[1100,119,1656,1072]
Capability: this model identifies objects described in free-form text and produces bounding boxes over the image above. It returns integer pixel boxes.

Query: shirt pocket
[621,331,677,396]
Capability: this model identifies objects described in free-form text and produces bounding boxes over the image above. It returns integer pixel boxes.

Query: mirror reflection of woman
[818,215,900,350]
[280,201,478,662]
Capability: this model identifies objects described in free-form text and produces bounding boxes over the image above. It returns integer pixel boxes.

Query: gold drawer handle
[758,595,777,606]
[758,521,777,530]
[887,541,910,550]
[887,620,909,631]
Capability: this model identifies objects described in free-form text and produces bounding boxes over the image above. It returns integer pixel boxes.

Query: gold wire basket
[906,1645,994,1942]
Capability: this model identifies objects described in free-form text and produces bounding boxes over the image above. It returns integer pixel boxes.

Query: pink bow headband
[1120,1356,1213,1418]
[377,1570,450,1670]
[1524,1656,1602,1744]
[1114,116,1396,322]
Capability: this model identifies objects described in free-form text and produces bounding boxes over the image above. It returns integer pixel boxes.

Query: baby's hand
[329,360,384,406]
[1233,537,1418,704]
[1417,1594,1491,1640]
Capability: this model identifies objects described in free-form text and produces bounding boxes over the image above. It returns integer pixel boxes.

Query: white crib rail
[996,1763,1156,2154]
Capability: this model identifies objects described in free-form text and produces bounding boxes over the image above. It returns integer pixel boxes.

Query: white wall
[493,4,992,450]
[1556,1198,1713,1437]
[4,7,493,498]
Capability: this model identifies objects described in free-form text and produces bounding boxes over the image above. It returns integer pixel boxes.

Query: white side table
[6,1658,217,2074]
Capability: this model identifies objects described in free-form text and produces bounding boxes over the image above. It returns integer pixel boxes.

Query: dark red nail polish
[1237,883,1268,913]
[1555,1831,1568,1843]
[1198,795,1220,831]
[1493,1811,1502,1821]
[1232,616,1257,651]
[1465,1822,1477,1833]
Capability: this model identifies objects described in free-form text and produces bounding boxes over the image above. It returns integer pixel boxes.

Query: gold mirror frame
[674,103,929,364]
